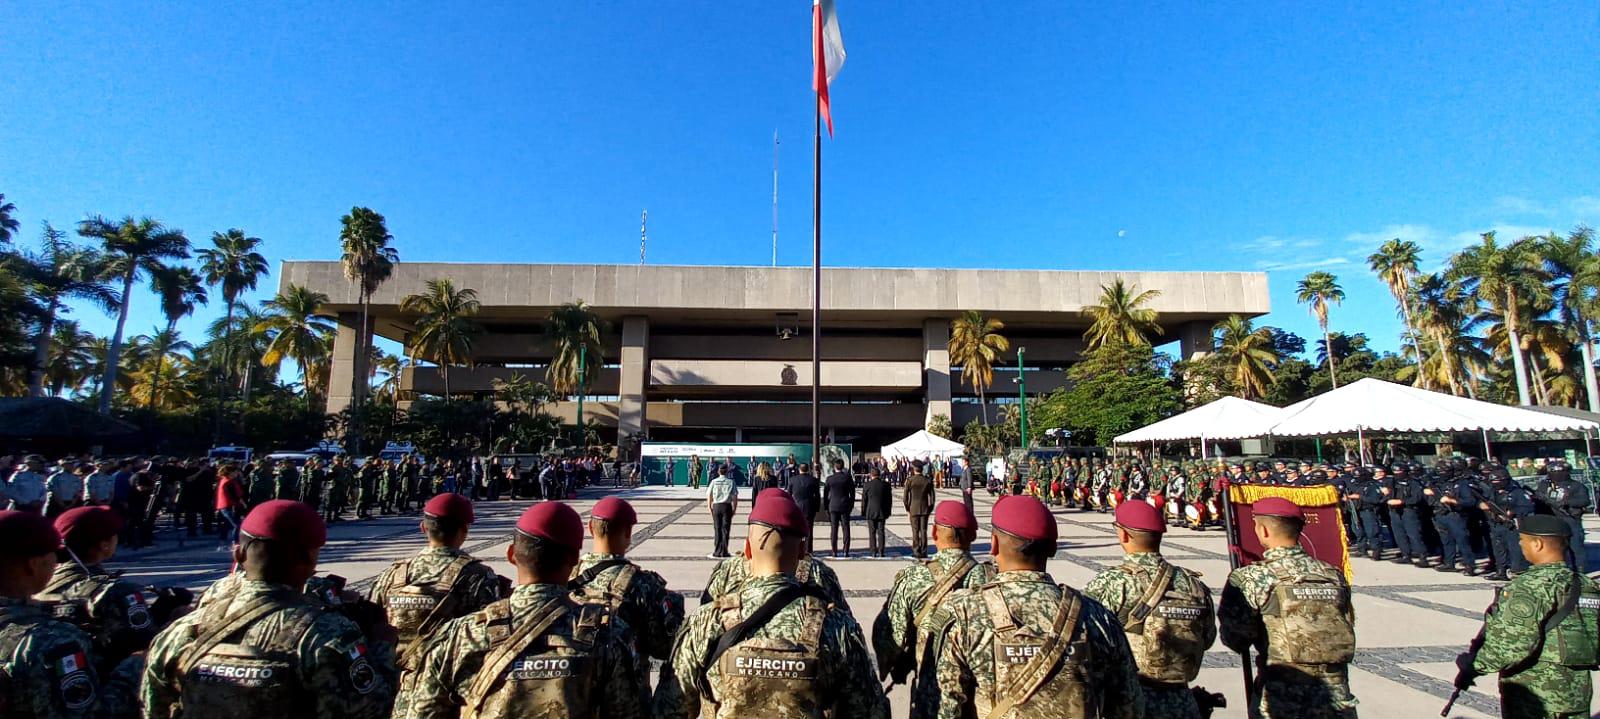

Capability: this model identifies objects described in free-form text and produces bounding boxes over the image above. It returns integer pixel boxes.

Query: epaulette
[479,599,514,642]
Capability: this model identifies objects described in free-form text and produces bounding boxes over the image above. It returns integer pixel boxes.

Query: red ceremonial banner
[1225,483,1353,581]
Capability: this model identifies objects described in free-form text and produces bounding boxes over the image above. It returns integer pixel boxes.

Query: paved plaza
[113,487,1600,718]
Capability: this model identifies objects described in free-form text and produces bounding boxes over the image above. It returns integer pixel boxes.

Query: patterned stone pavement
[111,486,1600,718]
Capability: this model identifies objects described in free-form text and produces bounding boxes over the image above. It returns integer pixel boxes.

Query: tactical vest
[1543,573,1600,670]
[1259,563,1356,667]
[979,584,1089,719]
[709,591,827,718]
[380,555,480,667]
[570,561,639,614]
[463,597,607,719]
[1117,561,1211,684]
[174,592,323,718]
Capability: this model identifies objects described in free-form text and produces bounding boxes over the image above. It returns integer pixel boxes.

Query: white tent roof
[1113,396,1285,443]
[1268,377,1600,436]
[881,430,966,461]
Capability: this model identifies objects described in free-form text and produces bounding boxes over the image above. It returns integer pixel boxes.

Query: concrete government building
[281,262,1270,450]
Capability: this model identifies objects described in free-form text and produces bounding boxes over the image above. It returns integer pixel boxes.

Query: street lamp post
[577,344,586,447]
[1016,347,1028,448]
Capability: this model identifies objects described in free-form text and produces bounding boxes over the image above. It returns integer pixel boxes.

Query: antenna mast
[772,130,780,266]
[640,209,647,265]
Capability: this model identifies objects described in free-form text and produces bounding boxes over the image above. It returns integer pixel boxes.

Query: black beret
[1517,515,1571,538]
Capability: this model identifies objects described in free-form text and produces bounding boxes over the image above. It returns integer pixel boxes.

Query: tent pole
[1585,432,1593,463]
[1357,426,1367,464]
[1315,437,1323,463]
[1481,429,1491,460]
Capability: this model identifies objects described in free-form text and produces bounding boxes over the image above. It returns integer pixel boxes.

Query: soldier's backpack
[568,558,638,612]
[702,583,833,718]
[173,590,323,717]
[1542,572,1600,670]
[379,555,481,668]
[980,583,1089,719]
[1116,561,1212,684]
[1260,563,1356,666]
[462,596,608,719]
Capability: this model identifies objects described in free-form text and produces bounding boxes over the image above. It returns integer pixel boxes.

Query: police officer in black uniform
[1535,459,1591,573]
[1433,460,1480,576]
[1383,464,1429,567]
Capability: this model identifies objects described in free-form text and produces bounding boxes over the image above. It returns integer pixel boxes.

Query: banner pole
[1219,482,1256,697]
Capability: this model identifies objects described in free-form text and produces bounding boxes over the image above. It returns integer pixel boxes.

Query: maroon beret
[423,493,475,524]
[54,506,125,544]
[0,509,61,558]
[757,487,791,501]
[240,500,327,549]
[748,492,807,536]
[934,500,977,531]
[516,502,584,551]
[1253,497,1304,520]
[992,496,1058,544]
[590,497,637,526]
[1114,500,1166,534]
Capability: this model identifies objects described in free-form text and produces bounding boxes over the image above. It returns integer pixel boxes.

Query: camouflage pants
[1141,684,1201,719]
[1255,665,1357,719]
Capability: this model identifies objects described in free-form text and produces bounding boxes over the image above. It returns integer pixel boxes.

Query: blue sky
[3,2,1597,361]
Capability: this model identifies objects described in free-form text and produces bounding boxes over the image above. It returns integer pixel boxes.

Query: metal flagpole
[640,210,647,264]
[1357,426,1367,464]
[773,130,780,267]
[811,78,822,467]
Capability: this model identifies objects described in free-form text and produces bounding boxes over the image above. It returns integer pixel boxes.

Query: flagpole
[811,86,822,468]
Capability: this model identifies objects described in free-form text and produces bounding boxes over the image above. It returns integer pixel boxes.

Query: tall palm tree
[1212,314,1279,399]
[147,265,208,407]
[400,279,483,401]
[44,320,97,397]
[128,327,194,409]
[1542,227,1599,410]
[544,300,606,398]
[949,310,1010,424]
[76,215,191,413]
[21,222,118,397]
[1367,238,1426,387]
[1448,232,1549,405]
[255,284,336,395]
[1084,278,1164,349]
[339,207,398,403]
[371,353,408,405]
[197,229,269,384]
[0,193,19,245]
[1412,273,1478,396]
[1296,271,1345,388]
[207,304,269,402]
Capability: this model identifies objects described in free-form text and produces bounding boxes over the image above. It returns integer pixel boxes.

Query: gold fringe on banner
[1227,483,1353,582]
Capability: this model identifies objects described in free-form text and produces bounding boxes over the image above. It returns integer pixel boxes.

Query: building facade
[280,262,1269,450]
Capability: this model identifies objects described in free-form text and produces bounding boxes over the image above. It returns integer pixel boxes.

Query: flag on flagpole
[812,0,845,135]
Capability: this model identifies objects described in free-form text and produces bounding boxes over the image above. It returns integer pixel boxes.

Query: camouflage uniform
[657,573,888,719]
[0,596,106,718]
[1084,552,1217,719]
[1470,561,1600,719]
[194,570,244,610]
[400,582,649,719]
[701,554,847,609]
[570,552,686,666]
[324,463,351,522]
[930,571,1144,718]
[368,546,505,716]
[300,463,325,509]
[1219,546,1358,719]
[273,464,300,502]
[871,548,995,712]
[246,466,275,509]
[35,562,157,673]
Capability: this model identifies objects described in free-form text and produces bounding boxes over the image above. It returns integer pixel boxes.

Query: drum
[1073,486,1088,503]
[1166,500,1180,518]
[1109,490,1124,509]
[1184,504,1202,523]
[1147,492,1162,509]
[1206,499,1220,522]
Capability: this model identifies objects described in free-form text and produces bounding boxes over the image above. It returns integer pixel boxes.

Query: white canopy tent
[1112,396,1285,459]
[881,430,966,461]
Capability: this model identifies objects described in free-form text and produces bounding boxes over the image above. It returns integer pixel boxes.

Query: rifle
[1466,483,1512,524]
[1218,485,1256,693]
[1442,592,1497,716]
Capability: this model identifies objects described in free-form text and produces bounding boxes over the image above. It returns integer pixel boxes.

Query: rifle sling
[985,589,1083,719]
[464,596,574,716]
[569,558,631,591]
[699,583,829,695]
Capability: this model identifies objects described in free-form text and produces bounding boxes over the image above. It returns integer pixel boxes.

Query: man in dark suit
[861,467,893,557]
[785,462,823,554]
[823,459,857,558]
[902,460,935,558]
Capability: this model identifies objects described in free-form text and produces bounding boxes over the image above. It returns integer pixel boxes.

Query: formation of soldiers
[1,465,1597,718]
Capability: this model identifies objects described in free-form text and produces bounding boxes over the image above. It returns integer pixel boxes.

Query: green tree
[1295,270,1345,389]
[1057,343,1180,445]
[0,193,18,244]
[197,229,269,392]
[949,310,1010,424]
[1368,238,1426,387]
[147,265,208,407]
[400,278,482,401]
[1411,272,1482,397]
[43,320,97,397]
[544,300,606,398]
[20,223,118,397]
[206,304,270,402]
[1542,227,1599,410]
[255,284,336,396]
[77,215,191,413]
[1447,232,1548,405]
[1212,314,1279,399]
[1084,278,1163,349]
[339,207,398,403]
[128,327,194,410]
[926,413,952,439]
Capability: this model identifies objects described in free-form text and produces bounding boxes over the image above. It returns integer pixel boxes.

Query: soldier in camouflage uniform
[1219,497,1359,719]
[246,461,276,509]
[568,497,685,686]
[656,491,887,719]
[34,508,159,676]
[400,501,649,718]
[0,509,112,718]
[299,458,325,510]
[324,457,351,522]
[141,500,398,719]
[929,495,1144,718]
[368,493,505,717]
[273,459,300,501]
[1457,515,1600,719]
[700,488,848,609]
[357,459,379,519]
[1084,501,1217,719]
[872,500,995,712]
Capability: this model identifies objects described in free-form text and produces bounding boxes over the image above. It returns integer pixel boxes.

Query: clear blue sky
[3,2,1597,360]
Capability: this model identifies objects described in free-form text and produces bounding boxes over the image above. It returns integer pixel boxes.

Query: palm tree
[371,353,408,405]
[129,327,194,409]
[77,215,191,413]
[1296,271,1346,388]
[544,300,606,398]
[949,310,1010,424]
[399,278,482,401]
[0,193,19,244]
[1212,315,1279,399]
[1084,278,1163,349]
[147,265,208,407]
[339,207,398,403]
[1368,238,1426,387]
[44,320,97,397]
[255,284,336,395]
[197,229,269,385]
[1412,273,1479,396]
[1448,232,1549,405]
[207,304,269,402]
[1542,227,1599,410]
[21,222,118,397]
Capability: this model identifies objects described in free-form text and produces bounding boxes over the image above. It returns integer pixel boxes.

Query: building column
[326,312,371,417]
[1177,321,1215,362]
[617,316,650,450]
[924,318,953,429]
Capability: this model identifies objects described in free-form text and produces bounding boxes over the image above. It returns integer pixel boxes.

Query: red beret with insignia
[590,497,637,526]
[992,495,1058,544]
[516,502,584,551]
[748,492,807,536]
[757,487,791,501]
[1114,500,1166,534]
[934,500,977,531]
[0,509,61,558]
[1253,497,1304,520]
[240,500,327,549]
[423,493,475,524]
[54,506,125,545]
